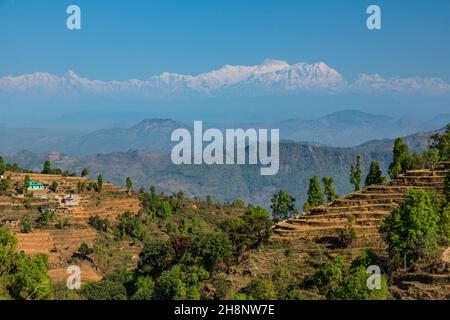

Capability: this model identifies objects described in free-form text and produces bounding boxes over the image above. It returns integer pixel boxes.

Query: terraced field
[0,172,140,284]
[273,162,450,247]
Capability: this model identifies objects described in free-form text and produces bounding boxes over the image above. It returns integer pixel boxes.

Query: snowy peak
[0,59,449,97]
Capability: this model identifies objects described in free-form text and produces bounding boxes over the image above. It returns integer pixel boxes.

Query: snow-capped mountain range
[1,59,449,98]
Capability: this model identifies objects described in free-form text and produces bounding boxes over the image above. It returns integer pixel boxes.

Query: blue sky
[1,0,450,128]
[1,0,450,80]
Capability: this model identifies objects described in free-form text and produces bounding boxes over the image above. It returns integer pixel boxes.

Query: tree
[350,155,362,191]
[116,212,144,240]
[429,123,450,161]
[270,190,297,222]
[381,189,441,268]
[0,227,18,275]
[193,232,232,270]
[0,156,5,175]
[313,256,345,296]
[178,218,189,235]
[37,209,54,226]
[206,195,213,206]
[389,138,409,178]
[444,171,450,204]
[96,175,103,193]
[365,161,385,186]
[50,181,58,192]
[77,243,94,259]
[138,238,175,277]
[243,279,277,300]
[156,264,208,300]
[132,276,155,300]
[23,175,31,193]
[42,160,52,174]
[322,176,338,204]
[82,280,127,300]
[303,176,324,211]
[219,207,272,255]
[338,215,358,247]
[330,265,388,300]
[9,253,53,300]
[81,168,90,177]
[88,215,109,232]
[126,177,133,194]
[423,147,440,171]
[157,200,173,219]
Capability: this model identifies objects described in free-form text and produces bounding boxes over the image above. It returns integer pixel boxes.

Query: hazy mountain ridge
[0,142,392,208]
[1,110,449,154]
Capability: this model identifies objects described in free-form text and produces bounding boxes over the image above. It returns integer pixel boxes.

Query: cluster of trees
[388,124,450,179]
[77,205,272,300]
[0,156,23,176]
[381,188,450,269]
[41,160,76,177]
[303,176,339,212]
[77,175,104,193]
[0,227,52,299]
[312,251,388,300]
[138,186,182,220]
[349,155,386,191]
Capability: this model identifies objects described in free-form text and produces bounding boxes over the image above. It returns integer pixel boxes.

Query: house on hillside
[61,194,79,207]
[28,181,44,191]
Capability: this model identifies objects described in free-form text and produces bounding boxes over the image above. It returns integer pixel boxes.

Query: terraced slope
[0,172,140,284]
[273,162,450,246]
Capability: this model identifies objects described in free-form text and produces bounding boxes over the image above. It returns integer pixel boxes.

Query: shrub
[331,265,388,300]
[243,279,277,300]
[132,276,155,300]
[312,256,345,296]
[82,280,127,300]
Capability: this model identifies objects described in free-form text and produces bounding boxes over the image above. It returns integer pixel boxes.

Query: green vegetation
[37,209,54,226]
[337,215,358,247]
[50,181,59,192]
[0,228,52,300]
[88,215,109,232]
[312,252,388,300]
[365,161,385,187]
[388,138,424,178]
[381,189,450,268]
[350,155,362,191]
[322,176,338,204]
[270,190,297,222]
[126,177,133,194]
[429,124,450,161]
[303,176,324,211]
[81,168,90,177]
[97,175,104,193]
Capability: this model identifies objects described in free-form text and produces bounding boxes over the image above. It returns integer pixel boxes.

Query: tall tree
[444,171,450,204]
[350,155,362,191]
[23,175,31,192]
[126,177,133,194]
[389,138,409,178]
[0,156,5,175]
[365,161,385,186]
[430,124,450,161]
[81,168,90,177]
[322,176,338,203]
[97,175,103,193]
[270,190,297,222]
[304,176,324,211]
[41,160,52,174]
